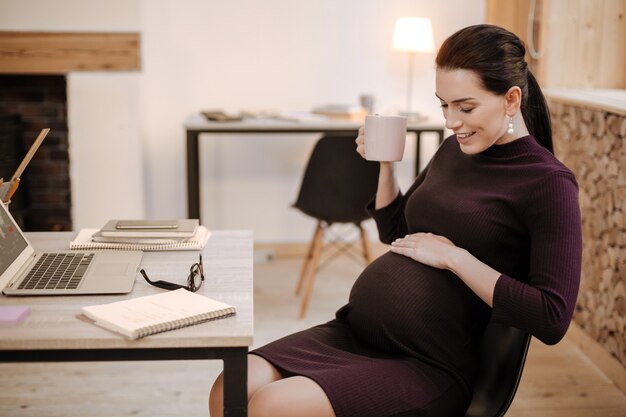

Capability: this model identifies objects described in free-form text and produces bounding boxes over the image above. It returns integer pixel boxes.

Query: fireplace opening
[0,75,72,231]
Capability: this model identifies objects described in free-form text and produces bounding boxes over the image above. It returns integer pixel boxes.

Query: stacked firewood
[549,99,626,367]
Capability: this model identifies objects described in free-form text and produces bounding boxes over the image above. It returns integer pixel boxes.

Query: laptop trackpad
[92,263,131,275]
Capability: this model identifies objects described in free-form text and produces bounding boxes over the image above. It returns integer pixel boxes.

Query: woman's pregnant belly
[341,251,480,362]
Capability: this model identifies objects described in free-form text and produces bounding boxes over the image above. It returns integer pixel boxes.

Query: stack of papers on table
[311,104,368,121]
[70,219,210,251]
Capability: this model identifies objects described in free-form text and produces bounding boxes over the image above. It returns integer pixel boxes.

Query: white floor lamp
[393,17,434,120]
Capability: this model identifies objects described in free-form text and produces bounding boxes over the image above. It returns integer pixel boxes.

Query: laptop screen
[0,203,28,276]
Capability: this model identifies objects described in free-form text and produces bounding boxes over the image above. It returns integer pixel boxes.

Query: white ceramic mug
[364,115,407,161]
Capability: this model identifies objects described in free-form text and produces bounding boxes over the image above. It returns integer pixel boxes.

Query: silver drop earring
[507,117,514,135]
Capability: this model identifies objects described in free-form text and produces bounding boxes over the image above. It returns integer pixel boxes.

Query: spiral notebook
[81,288,236,339]
[69,227,211,251]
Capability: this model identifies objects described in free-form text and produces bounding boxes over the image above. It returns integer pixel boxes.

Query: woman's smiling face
[436,68,516,155]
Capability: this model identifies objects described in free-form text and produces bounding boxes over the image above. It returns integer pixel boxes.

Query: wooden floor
[1,244,625,417]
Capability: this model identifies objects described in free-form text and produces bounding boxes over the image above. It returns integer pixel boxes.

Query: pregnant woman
[209,23,582,417]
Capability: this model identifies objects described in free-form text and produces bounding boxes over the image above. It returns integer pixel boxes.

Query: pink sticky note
[0,306,31,325]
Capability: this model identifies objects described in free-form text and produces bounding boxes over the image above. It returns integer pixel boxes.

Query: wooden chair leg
[299,225,324,318]
[295,222,323,296]
[359,224,373,264]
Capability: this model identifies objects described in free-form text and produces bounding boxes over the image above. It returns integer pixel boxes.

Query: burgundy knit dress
[252,135,582,417]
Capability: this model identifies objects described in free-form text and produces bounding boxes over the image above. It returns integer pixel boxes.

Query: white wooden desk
[184,114,445,221]
[0,230,253,417]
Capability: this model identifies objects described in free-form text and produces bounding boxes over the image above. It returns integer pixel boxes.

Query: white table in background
[184,114,445,221]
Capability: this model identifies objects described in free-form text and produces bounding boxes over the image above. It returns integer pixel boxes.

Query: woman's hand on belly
[390,232,458,270]
[390,232,500,307]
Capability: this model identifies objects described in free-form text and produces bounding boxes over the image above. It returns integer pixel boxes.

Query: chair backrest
[464,322,531,417]
[294,134,379,224]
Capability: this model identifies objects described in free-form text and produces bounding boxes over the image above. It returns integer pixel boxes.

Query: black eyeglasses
[140,255,204,292]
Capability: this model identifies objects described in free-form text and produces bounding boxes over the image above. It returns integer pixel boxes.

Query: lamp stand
[406,51,414,116]
[400,52,424,122]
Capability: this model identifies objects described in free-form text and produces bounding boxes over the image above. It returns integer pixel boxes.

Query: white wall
[0,0,485,241]
[67,72,144,227]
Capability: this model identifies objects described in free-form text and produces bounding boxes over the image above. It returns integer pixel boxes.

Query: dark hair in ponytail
[435,24,553,153]
[524,70,552,153]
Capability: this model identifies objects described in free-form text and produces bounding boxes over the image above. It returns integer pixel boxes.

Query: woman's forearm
[375,162,400,209]
[446,247,500,307]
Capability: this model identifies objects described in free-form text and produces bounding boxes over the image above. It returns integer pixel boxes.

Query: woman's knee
[211,355,281,400]
[248,384,285,417]
[248,376,336,417]
[208,372,224,417]
[247,354,283,398]
[210,355,284,416]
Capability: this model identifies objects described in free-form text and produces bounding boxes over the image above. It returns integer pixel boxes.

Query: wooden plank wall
[485,0,538,73]
[538,0,626,88]
[486,0,626,89]
[0,32,140,74]
[485,0,531,39]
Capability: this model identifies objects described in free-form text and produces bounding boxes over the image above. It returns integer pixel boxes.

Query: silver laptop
[0,201,143,296]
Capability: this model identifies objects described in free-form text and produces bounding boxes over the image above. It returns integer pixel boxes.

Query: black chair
[293,134,380,318]
[464,322,532,417]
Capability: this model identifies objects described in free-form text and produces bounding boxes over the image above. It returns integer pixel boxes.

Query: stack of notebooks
[70,219,211,251]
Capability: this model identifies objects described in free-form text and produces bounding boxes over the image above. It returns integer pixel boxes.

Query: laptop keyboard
[18,253,95,290]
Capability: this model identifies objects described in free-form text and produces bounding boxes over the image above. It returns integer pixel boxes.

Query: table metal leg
[186,130,201,221]
[413,129,446,177]
[222,347,248,417]
[414,131,422,177]
[436,129,445,146]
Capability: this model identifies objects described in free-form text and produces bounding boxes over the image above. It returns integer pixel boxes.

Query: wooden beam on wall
[0,31,141,74]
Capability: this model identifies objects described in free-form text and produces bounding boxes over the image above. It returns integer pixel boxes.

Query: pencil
[11,128,50,182]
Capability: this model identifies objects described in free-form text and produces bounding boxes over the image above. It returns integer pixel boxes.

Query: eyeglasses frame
[140,254,204,292]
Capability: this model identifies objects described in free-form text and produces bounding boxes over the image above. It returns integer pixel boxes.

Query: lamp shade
[392,17,434,53]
